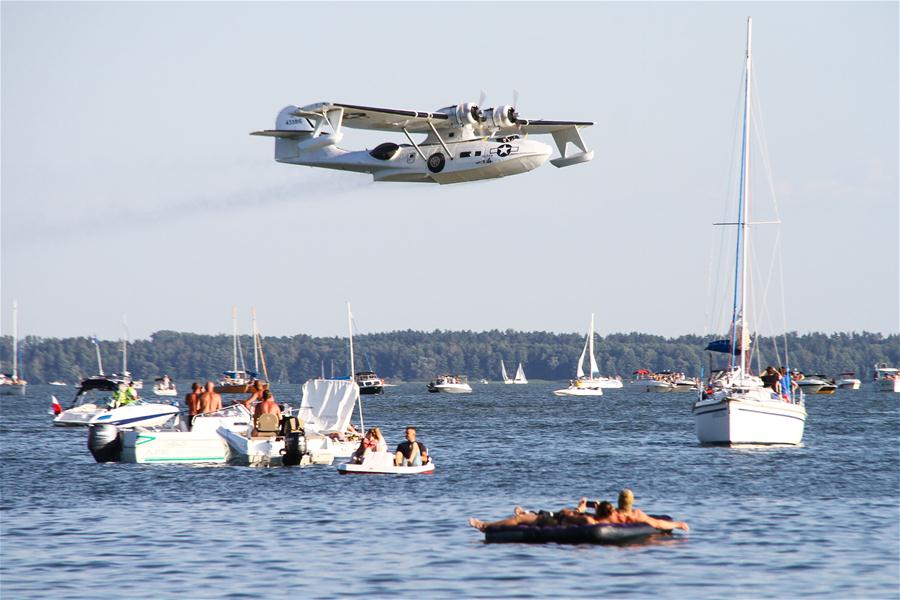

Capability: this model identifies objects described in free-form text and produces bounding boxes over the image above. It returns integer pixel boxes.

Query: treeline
[2,330,897,384]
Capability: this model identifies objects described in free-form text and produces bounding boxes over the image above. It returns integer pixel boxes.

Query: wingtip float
[251,100,594,184]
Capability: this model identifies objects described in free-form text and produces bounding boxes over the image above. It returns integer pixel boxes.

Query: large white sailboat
[692,18,806,445]
[553,314,621,396]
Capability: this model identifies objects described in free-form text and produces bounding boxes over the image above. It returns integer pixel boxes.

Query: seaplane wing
[327,102,451,132]
[252,100,595,184]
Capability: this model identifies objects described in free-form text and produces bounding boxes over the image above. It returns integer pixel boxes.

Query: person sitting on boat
[760,366,782,394]
[254,390,281,420]
[109,383,129,408]
[124,382,139,404]
[371,427,387,452]
[394,426,428,466]
[198,380,222,414]
[351,429,378,464]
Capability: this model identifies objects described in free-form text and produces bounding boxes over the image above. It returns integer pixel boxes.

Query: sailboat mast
[347,302,364,432]
[252,307,259,374]
[11,300,17,379]
[122,314,128,375]
[739,16,753,376]
[231,305,238,372]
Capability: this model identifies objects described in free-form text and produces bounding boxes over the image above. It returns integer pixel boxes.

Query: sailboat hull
[693,396,806,445]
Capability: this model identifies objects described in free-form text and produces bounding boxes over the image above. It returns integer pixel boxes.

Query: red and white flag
[49,395,62,416]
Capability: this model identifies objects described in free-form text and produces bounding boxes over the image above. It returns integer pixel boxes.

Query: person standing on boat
[394,427,428,466]
[237,380,264,411]
[198,381,222,414]
[110,383,129,408]
[184,383,202,430]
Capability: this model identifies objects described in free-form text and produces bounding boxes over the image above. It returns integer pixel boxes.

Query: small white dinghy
[337,451,435,475]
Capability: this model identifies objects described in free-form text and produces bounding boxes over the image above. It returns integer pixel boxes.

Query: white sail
[299,379,360,433]
[588,313,599,379]
[514,363,528,384]
[576,336,588,378]
[501,360,511,384]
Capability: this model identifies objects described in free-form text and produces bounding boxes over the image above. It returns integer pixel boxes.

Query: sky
[2,1,897,340]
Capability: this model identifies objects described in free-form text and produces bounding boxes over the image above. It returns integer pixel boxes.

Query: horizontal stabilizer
[250,130,312,139]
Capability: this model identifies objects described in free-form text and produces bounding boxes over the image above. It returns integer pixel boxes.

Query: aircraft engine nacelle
[489,105,518,129]
[455,102,483,126]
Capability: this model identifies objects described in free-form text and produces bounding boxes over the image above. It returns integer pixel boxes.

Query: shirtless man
[238,380,265,411]
[198,380,222,414]
[468,498,591,531]
[184,383,202,430]
[253,390,281,420]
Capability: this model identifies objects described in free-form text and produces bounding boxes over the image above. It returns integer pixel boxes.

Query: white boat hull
[693,395,806,445]
[553,387,603,397]
[836,379,861,390]
[641,381,675,393]
[429,383,472,394]
[876,379,900,393]
[153,388,178,397]
[337,452,434,474]
[121,429,229,464]
[54,402,179,428]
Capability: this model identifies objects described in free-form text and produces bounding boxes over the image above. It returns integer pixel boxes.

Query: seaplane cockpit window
[369,142,401,161]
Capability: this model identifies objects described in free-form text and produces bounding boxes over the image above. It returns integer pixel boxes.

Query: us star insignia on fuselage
[251,100,594,184]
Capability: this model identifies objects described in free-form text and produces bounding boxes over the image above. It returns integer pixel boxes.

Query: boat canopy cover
[705,339,741,355]
[299,379,359,433]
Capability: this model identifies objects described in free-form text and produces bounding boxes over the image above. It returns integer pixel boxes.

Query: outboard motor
[281,432,307,467]
[88,424,123,463]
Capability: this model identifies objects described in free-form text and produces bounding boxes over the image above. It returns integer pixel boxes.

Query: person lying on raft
[468,498,688,532]
[467,497,595,531]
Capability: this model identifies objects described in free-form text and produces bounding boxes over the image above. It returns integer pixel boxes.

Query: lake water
[1,382,898,598]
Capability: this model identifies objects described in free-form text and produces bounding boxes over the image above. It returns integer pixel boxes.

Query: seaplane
[251,96,594,184]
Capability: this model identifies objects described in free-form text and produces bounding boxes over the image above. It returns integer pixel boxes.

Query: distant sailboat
[553,314,622,396]
[513,363,528,384]
[0,300,27,395]
[500,360,513,384]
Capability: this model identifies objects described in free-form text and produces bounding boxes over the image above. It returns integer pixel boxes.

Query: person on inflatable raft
[468,489,689,532]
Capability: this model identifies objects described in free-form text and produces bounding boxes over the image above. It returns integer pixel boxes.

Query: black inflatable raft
[484,517,673,545]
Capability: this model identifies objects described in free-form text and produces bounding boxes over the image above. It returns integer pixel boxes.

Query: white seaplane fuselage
[276,131,551,184]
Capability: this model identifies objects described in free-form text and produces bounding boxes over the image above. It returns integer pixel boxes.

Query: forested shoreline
[3,330,897,384]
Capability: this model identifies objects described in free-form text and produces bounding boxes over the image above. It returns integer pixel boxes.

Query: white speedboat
[427,375,472,393]
[873,363,900,392]
[796,375,828,395]
[54,376,179,428]
[553,314,622,397]
[553,382,603,397]
[355,371,384,395]
[692,18,806,446]
[153,375,178,397]
[835,372,861,390]
[337,451,435,475]
[49,381,68,386]
[119,405,252,464]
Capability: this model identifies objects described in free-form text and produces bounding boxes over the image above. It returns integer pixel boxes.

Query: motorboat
[692,19,806,445]
[337,451,435,475]
[634,370,698,393]
[835,372,861,390]
[0,301,27,396]
[873,363,900,392]
[49,381,68,386]
[798,375,836,394]
[553,381,603,397]
[355,371,384,395]
[153,375,178,396]
[796,375,828,395]
[427,375,472,393]
[118,405,252,464]
[53,375,179,428]
[217,411,322,467]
